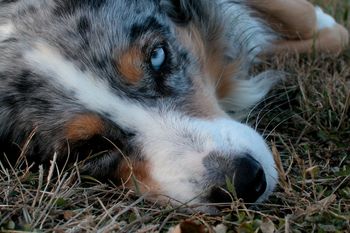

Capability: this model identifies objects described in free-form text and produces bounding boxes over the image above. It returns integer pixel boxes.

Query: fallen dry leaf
[168,220,212,233]
[260,218,275,233]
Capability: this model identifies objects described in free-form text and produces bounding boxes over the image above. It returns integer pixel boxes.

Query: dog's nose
[205,154,267,204]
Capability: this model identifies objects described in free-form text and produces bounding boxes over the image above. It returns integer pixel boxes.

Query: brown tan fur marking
[117,160,161,195]
[176,24,239,117]
[267,24,349,55]
[249,0,349,55]
[117,47,144,84]
[215,61,240,99]
[65,114,105,141]
[248,0,317,39]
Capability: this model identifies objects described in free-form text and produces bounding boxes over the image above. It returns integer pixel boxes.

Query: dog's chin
[167,201,238,215]
[140,188,266,215]
[188,205,222,215]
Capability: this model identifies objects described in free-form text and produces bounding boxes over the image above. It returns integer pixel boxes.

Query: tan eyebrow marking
[117,46,144,84]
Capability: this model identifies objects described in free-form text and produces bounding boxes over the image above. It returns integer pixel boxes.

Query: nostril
[208,186,232,204]
[233,155,267,203]
[203,152,267,204]
[254,167,266,194]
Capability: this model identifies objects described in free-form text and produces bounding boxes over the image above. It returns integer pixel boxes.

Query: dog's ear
[161,0,224,44]
[160,0,208,25]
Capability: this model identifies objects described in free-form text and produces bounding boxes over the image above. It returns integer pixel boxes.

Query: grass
[1,1,350,232]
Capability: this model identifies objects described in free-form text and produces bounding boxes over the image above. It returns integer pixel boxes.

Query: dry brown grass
[1,1,350,232]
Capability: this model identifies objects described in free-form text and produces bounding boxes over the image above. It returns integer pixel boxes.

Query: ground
[0,0,349,232]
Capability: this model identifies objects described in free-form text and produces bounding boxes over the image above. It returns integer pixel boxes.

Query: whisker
[246,90,294,126]
[255,97,296,131]
[263,109,313,139]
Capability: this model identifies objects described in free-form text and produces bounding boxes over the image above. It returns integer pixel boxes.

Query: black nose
[233,155,267,203]
[206,155,267,204]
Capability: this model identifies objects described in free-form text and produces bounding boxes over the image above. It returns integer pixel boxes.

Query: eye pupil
[151,47,165,71]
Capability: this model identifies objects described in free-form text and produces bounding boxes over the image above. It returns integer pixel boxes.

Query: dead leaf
[213,224,227,233]
[168,220,212,233]
[63,210,74,220]
[260,218,275,233]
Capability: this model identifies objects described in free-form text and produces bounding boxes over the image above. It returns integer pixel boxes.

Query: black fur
[53,0,107,16]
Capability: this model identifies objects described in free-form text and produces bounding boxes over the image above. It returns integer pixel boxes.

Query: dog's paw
[315,6,349,53]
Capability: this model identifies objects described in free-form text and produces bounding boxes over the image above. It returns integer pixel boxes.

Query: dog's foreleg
[248,0,317,39]
[248,0,349,54]
[269,23,349,55]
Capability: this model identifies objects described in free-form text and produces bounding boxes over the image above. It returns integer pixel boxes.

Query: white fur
[220,70,284,119]
[315,6,336,30]
[141,116,277,204]
[0,22,15,42]
[217,0,278,60]
[24,43,277,206]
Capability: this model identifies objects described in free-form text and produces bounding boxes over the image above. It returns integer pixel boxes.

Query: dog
[0,0,348,213]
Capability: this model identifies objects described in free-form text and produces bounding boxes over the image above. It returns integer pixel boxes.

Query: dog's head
[21,0,278,212]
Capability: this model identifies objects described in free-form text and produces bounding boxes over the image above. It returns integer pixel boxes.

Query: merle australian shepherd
[0,0,348,212]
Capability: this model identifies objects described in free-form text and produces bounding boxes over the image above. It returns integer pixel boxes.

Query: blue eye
[150,47,165,71]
